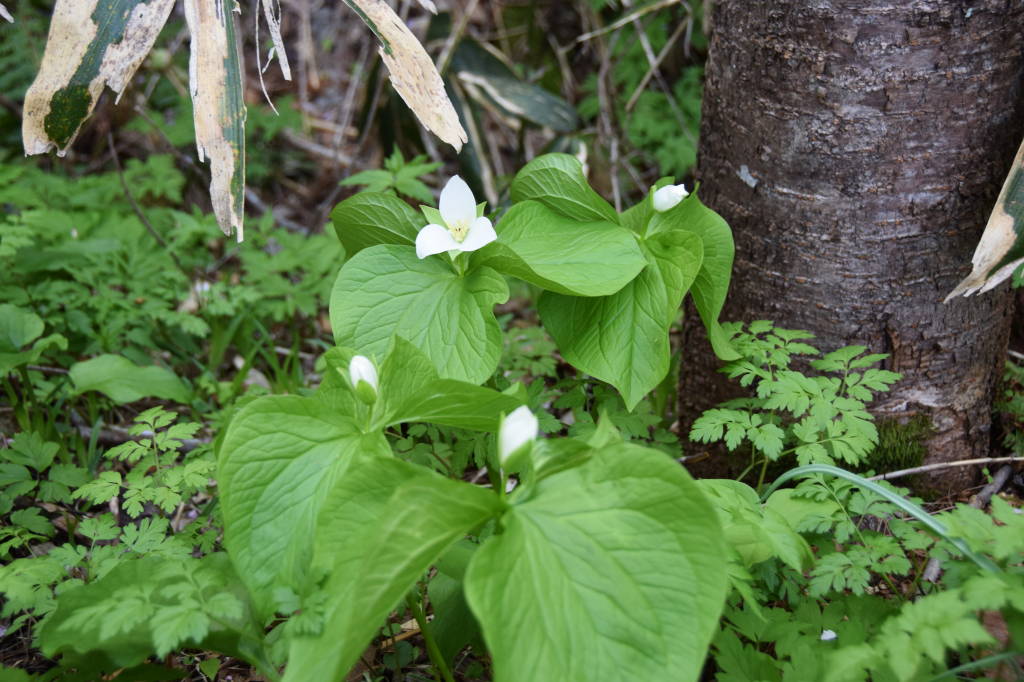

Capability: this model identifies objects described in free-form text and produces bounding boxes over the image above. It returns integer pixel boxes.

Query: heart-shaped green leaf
[465,442,727,682]
[330,191,422,256]
[510,154,618,225]
[219,395,390,614]
[539,233,702,409]
[0,304,44,352]
[285,459,501,682]
[69,355,190,404]
[330,245,508,384]
[649,194,739,360]
[479,200,645,296]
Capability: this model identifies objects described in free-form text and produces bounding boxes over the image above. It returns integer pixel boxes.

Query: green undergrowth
[0,149,1021,682]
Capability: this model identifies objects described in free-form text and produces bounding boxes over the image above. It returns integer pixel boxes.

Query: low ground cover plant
[0,152,1021,681]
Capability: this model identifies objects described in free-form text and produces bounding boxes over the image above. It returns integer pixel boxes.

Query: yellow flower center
[449,218,470,242]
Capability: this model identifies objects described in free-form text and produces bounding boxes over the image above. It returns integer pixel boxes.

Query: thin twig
[572,0,682,45]
[437,0,479,76]
[106,132,191,280]
[626,18,689,112]
[25,365,69,375]
[868,456,1022,482]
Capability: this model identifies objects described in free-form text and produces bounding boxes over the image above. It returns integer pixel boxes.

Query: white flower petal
[438,175,477,228]
[349,355,378,391]
[652,183,689,212]
[820,629,837,642]
[499,405,539,466]
[416,224,460,259]
[459,217,497,252]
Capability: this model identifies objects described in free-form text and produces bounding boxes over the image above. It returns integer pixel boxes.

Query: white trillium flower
[415,176,497,259]
[349,355,378,404]
[652,183,689,212]
[820,629,838,642]
[498,405,539,467]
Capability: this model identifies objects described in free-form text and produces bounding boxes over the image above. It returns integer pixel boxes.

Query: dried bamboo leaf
[184,0,247,241]
[0,4,13,23]
[260,0,291,80]
[344,0,467,151]
[947,137,1024,300]
[453,40,578,133]
[22,0,175,155]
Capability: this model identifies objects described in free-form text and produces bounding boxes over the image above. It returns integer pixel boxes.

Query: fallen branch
[867,456,1022,482]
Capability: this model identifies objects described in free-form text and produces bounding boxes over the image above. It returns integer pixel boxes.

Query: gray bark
[683,0,1024,492]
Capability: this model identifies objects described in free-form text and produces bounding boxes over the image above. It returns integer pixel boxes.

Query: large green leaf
[539,233,702,409]
[0,304,43,351]
[0,304,67,376]
[479,200,645,296]
[464,442,727,682]
[697,480,813,571]
[648,229,704,324]
[330,244,508,384]
[330,191,422,256]
[69,354,190,404]
[285,460,501,682]
[429,541,483,664]
[510,154,618,225]
[649,193,739,360]
[218,395,390,614]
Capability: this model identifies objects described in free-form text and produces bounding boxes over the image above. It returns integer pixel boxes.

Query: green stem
[755,456,771,492]
[405,590,455,682]
[735,458,760,484]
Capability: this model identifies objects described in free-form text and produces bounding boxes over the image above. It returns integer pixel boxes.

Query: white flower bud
[349,355,378,404]
[652,183,689,212]
[820,629,837,642]
[498,406,538,467]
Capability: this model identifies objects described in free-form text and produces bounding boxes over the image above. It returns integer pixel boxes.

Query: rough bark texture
[683,0,1024,492]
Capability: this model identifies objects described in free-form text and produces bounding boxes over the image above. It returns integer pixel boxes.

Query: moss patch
[865,415,933,473]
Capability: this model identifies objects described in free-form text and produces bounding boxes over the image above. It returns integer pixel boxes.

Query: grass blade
[762,464,1000,574]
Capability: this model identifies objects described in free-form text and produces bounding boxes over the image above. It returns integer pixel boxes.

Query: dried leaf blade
[947,137,1024,300]
[184,0,247,241]
[22,0,175,155]
[345,0,467,151]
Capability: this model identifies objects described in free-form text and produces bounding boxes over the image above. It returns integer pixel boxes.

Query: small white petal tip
[349,355,378,404]
[652,183,689,212]
[499,405,539,466]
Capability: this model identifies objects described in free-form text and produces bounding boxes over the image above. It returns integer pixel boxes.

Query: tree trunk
[682,0,1024,492]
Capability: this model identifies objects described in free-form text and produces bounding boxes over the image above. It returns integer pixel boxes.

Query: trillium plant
[38,154,742,681]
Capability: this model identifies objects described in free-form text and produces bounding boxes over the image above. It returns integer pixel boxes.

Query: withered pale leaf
[0,4,13,23]
[22,0,175,156]
[260,0,291,81]
[344,0,466,151]
[184,0,247,241]
[413,0,438,13]
[947,137,1024,300]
